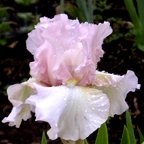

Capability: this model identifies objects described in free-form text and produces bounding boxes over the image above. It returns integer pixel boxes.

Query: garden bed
[0,0,144,143]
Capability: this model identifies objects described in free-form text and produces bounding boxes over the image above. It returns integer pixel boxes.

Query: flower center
[66,79,78,87]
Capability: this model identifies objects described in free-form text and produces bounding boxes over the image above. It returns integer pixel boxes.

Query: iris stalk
[61,139,84,144]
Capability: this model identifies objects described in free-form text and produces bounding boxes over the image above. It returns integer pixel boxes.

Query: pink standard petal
[27,14,112,86]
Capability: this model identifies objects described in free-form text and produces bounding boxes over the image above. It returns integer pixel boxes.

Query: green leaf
[14,0,38,6]
[95,123,108,144]
[0,7,9,18]
[138,127,144,143]
[41,132,47,144]
[126,111,136,144]
[84,139,89,144]
[120,125,130,144]
[60,0,65,13]
[0,39,7,46]
[124,0,144,51]
[136,0,144,25]
[0,22,12,33]
[17,12,33,20]
[76,0,88,21]
[124,0,140,28]
[76,0,94,22]
[87,0,94,22]
[64,3,85,22]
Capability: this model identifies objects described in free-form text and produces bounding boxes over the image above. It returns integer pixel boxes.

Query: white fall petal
[26,83,110,141]
[2,71,139,141]
[95,70,140,116]
[2,104,31,128]
[2,78,36,128]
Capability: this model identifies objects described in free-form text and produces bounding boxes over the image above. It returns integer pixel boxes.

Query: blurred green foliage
[0,0,40,47]
[14,0,38,6]
[124,0,144,51]
[58,0,111,23]
[58,0,133,45]
[0,0,41,97]
[59,0,144,49]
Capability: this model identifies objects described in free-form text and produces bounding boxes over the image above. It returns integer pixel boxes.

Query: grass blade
[124,0,140,28]
[76,0,87,14]
[136,0,144,25]
[95,123,108,144]
[84,139,89,144]
[120,125,130,144]
[64,3,85,22]
[138,127,144,143]
[87,0,94,22]
[76,0,89,22]
[126,111,136,144]
[41,132,47,144]
[60,0,65,13]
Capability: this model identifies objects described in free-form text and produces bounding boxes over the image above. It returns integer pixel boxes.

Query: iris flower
[2,14,140,143]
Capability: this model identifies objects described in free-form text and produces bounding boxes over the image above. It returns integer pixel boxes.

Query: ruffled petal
[27,14,112,86]
[79,22,112,64]
[2,78,36,127]
[95,70,140,116]
[7,78,36,106]
[2,104,31,128]
[26,83,110,141]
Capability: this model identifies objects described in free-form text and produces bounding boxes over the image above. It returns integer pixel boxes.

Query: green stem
[61,139,84,144]
[60,0,65,13]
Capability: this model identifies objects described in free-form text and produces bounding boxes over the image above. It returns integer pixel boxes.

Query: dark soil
[0,0,144,144]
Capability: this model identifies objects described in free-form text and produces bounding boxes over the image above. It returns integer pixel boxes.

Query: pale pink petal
[26,28,44,55]
[29,41,58,85]
[27,14,112,86]
[79,22,112,64]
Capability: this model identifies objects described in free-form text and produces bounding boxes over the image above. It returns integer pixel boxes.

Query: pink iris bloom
[2,14,140,142]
